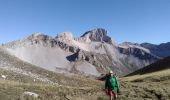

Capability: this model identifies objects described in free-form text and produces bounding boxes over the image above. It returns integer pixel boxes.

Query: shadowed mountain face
[127,56,170,76]
[141,42,170,58]
[118,42,160,60]
[2,28,160,76]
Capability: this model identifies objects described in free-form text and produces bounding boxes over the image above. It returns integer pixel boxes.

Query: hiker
[105,71,120,100]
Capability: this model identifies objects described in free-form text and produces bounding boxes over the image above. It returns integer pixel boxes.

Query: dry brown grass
[1,69,170,100]
[117,69,170,100]
[124,69,170,82]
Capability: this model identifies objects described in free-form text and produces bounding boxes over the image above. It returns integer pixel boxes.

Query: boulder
[19,92,42,100]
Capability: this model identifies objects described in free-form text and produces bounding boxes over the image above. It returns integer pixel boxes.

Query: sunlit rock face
[80,28,112,44]
[2,28,160,76]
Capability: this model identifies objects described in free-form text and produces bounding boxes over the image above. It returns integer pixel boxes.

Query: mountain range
[1,28,170,76]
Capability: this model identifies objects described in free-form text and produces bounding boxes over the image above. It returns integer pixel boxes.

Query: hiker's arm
[105,79,108,90]
[115,77,120,92]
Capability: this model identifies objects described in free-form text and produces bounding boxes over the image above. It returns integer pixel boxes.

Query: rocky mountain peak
[28,32,51,40]
[32,32,44,37]
[121,42,140,46]
[141,42,170,57]
[81,28,112,43]
[140,43,157,48]
[56,32,73,41]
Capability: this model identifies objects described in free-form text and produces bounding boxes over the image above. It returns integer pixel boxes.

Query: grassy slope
[119,69,170,100]
[0,47,170,100]
[0,47,106,100]
[0,79,104,100]
[1,69,170,100]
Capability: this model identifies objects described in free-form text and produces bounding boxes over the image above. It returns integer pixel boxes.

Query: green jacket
[105,75,120,92]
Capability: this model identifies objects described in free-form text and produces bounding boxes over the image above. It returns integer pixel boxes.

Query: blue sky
[0,0,170,44]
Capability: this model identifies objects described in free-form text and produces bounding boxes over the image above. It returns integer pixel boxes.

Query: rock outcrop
[118,42,159,60]
[20,92,41,100]
[56,32,74,41]
[79,28,112,44]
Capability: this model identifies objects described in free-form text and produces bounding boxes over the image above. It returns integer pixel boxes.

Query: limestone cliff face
[118,42,159,60]
[79,28,112,44]
[56,32,74,42]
